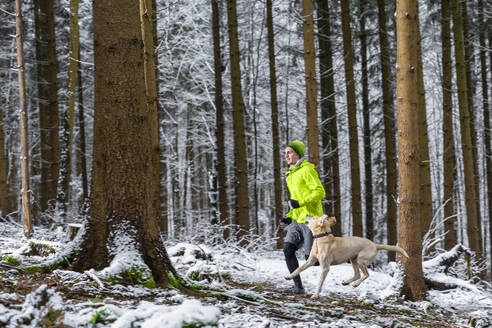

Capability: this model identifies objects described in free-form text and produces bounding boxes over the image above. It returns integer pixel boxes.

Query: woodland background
[0,0,492,303]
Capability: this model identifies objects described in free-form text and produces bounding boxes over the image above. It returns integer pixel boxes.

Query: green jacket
[285,160,325,223]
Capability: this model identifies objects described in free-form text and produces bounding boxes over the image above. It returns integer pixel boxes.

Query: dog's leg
[311,264,330,299]
[352,264,369,287]
[285,255,318,280]
[342,258,360,286]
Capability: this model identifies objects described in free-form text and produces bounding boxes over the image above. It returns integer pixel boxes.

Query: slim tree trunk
[377,0,397,256]
[442,0,457,250]
[451,0,483,262]
[77,65,88,205]
[225,0,250,242]
[266,0,283,247]
[0,93,11,217]
[33,0,59,213]
[211,0,229,239]
[415,4,433,241]
[396,0,426,301]
[340,0,363,236]
[15,0,33,237]
[57,0,80,218]
[316,0,341,236]
[72,0,176,285]
[359,0,373,240]
[478,0,491,277]
[302,0,319,168]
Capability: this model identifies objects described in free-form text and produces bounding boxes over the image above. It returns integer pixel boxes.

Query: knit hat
[287,139,305,158]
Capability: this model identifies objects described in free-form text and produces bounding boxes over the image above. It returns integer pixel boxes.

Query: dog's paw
[310,293,319,299]
[341,281,350,286]
[352,282,361,288]
[284,275,292,280]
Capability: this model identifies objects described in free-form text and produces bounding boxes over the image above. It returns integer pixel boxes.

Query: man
[281,139,325,294]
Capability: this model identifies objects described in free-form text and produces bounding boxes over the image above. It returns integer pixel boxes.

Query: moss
[182,322,218,328]
[105,267,156,288]
[1,256,21,266]
[24,241,56,257]
[89,309,109,324]
[41,309,63,326]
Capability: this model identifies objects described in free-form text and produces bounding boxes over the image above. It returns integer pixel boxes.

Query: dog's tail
[376,244,409,258]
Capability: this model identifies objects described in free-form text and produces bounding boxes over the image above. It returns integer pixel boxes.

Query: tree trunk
[225,0,250,242]
[302,0,319,168]
[316,0,341,236]
[340,0,362,237]
[461,1,483,259]
[266,0,283,247]
[451,0,483,264]
[76,64,89,206]
[33,0,59,213]
[359,0,373,240]
[15,0,33,237]
[57,0,80,219]
[140,0,161,230]
[0,91,11,217]
[377,0,397,256]
[477,0,491,278]
[441,0,457,250]
[211,0,229,239]
[415,4,433,241]
[72,0,176,285]
[395,0,426,301]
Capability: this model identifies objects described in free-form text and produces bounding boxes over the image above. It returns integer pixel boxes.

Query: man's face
[285,147,299,166]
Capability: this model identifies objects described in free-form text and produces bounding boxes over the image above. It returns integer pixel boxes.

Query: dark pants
[283,221,314,289]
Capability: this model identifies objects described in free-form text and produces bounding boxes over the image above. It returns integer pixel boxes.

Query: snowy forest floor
[0,221,491,328]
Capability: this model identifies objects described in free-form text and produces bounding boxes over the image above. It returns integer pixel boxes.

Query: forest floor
[0,221,491,327]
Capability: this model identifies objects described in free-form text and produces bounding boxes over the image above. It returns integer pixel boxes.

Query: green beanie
[287,139,305,158]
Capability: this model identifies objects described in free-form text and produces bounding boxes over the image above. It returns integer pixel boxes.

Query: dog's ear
[328,216,336,227]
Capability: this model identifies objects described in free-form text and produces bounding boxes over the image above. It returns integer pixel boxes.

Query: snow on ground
[1,221,491,327]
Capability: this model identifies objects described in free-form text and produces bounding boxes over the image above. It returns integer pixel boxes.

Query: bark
[395,0,426,301]
[316,0,341,236]
[33,0,59,212]
[477,0,491,278]
[57,0,80,218]
[140,0,161,229]
[302,0,320,169]
[15,0,33,236]
[225,0,250,242]
[377,0,397,256]
[211,0,229,239]
[340,0,362,237]
[441,0,457,250]
[451,0,483,263]
[266,0,283,247]
[359,0,373,240]
[72,0,176,285]
[415,4,433,241]
[76,65,88,205]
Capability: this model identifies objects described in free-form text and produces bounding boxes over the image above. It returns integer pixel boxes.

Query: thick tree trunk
[451,0,483,264]
[76,65,89,206]
[441,0,457,250]
[340,0,362,237]
[72,0,176,285]
[377,0,397,256]
[33,0,59,213]
[316,0,341,236]
[302,0,319,169]
[57,0,80,219]
[15,0,33,237]
[225,0,250,242]
[415,4,433,241]
[266,0,283,247]
[359,0,373,240]
[211,0,229,239]
[395,0,426,301]
[140,0,161,230]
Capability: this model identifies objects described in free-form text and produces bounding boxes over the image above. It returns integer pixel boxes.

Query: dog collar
[313,232,332,239]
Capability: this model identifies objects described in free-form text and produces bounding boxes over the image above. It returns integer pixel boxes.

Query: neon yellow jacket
[285,160,325,223]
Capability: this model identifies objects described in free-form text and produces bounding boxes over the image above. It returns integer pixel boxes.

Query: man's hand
[288,199,300,210]
[279,217,292,229]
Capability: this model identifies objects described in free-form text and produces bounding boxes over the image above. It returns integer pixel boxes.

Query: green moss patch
[23,242,57,257]
[1,256,21,266]
[105,267,156,288]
